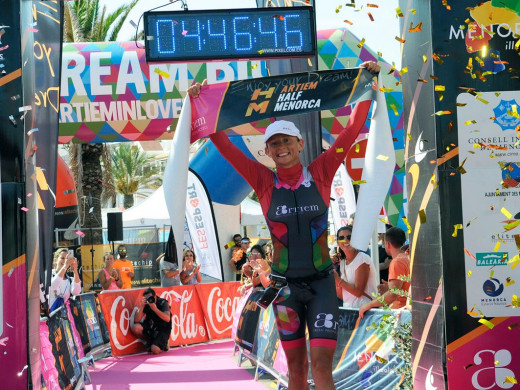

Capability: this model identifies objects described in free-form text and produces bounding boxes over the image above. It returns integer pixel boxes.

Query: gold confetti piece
[452,224,463,237]
[501,207,513,219]
[508,254,519,269]
[395,7,404,17]
[402,217,411,233]
[478,318,494,329]
[335,148,344,153]
[453,306,458,310]
[252,64,258,69]
[154,68,170,78]
[506,279,515,287]
[352,180,367,185]
[467,310,479,316]
[344,20,353,25]
[417,78,428,83]
[390,104,399,116]
[509,324,518,330]
[355,143,360,153]
[409,22,423,33]
[422,55,428,63]
[435,85,445,91]
[512,295,519,307]
[400,67,408,75]
[377,51,383,57]
[379,87,394,92]
[490,270,495,278]
[409,9,417,14]
[357,38,365,48]
[475,97,489,104]
[395,36,405,43]
[407,133,412,141]
[367,12,374,21]
[464,120,476,125]
[367,3,378,7]
[307,58,312,67]
[258,50,264,54]
[494,241,501,252]
[467,270,473,277]
[224,241,235,250]
[504,377,518,385]
[432,53,444,64]
[418,209,426,224]
[433,110,453,116]
[376,154,389,161]
[335,5,342,13]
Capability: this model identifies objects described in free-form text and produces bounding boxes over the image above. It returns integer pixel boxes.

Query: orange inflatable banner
[195,282,241,340]
[98,282,241,356]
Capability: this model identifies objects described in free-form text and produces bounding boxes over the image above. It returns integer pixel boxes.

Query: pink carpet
[85,340,268,390]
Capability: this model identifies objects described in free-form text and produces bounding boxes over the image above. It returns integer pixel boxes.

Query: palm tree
[63,0,139,243]
[110,144,162,209]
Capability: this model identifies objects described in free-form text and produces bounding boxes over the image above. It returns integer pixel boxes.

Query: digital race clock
[144,7,316,62]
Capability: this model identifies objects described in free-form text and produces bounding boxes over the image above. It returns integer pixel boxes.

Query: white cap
[264,120,302,143]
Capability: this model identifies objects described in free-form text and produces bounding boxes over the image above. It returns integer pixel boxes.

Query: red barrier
[98,282,241,356]
[195,282,241,339]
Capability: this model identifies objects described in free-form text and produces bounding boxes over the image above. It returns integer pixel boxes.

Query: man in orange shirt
[113,245,135,289]
[358,227,410,318]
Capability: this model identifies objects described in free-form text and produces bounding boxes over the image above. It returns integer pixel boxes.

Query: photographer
[49,248,81,312]
[131,288,172,354]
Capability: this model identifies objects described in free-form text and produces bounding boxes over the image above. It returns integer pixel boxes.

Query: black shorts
[272,272,339,348]
[142,323,170,351]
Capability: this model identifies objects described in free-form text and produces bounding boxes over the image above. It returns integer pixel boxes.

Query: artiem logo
[471,349,515,390]
[483,277,504,297]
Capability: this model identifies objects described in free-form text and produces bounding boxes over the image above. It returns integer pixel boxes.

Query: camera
[256,274,287,310]
[146,296,155,304]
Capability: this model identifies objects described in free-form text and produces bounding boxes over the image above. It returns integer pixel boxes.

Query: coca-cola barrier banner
[98,282,241,356]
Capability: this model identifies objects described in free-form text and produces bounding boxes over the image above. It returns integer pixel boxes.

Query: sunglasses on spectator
[337,235,351,241]
[185,254,194,257]
[119,249,127,253]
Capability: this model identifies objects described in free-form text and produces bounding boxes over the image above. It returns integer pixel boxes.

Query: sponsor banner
[185,170,222,280]
[190,68,377,142]
[447,317,520,390]
[40,320,60,390]
[69,293,105,354]
[195,282,241,340]
[59,42,267,143]
[253,304,282,370]
[235,289,264,351]
[98,286,210,356]
[330,163,356,232]
[231,289,253,341]
[64,301,85,360]
[457,90,520,317]
[94,295,110,345]
[81,243,162,292]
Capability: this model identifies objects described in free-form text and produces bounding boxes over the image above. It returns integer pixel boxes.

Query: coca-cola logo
[160,290,205,340]
[109,295,143,351]
[206,286,240,334]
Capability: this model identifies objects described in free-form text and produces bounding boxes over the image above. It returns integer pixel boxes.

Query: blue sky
[100,0,402,67]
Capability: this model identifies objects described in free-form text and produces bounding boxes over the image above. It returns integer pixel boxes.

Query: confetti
[465,363,474,369]
[8,266,14,277]
[224,241,235,250]
[390,104,399,116]
[336,148,344,153]
[417,79,428,83]
[375,355,387,364]
[490,270,495,278]
[505,278,515,287]
[355,143,360,153]
[494,241,501,252]
[367,12,374,21]
[501,207,513,219]
[504,377,518,385]
[432,53,444,65]
[435,85,445,91]
[335,5,342,13]
[424,296,432,301]
[379,87,394,92]
[464,248,476,261]
[21,207,29,212]
[409,22,423,32]
[513,295,519,307]
[452,224,463,237]
[433,110,453,116]
[352,180,367,185]
[181,30,188,36]
[409,9,417,14]
[27,128,39,135]
[395,36,406,43]
[258,50,264,54]
[504,220,520,232]
[367,3,378,7]
[453,306,458,310]
[19,105,32,112]
[74,230,85,237]
[154,68,170,78]
[422,55,428,63]
[344,20,353,25]
[467,310,479,316]
[508,324,518,330]
[402,217,411,233]
[395,7,404,17]
[400,67,408,75]
[376,154,389,161]
[478,318,494,329]
[28,28,38,32]
[467,270,473,277]
[357,38,365,48]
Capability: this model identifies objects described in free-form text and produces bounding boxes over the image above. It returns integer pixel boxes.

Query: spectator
[113,245,134,289]
[180,250,202,285]
[359,227,410,318]
[131,288,172,354]
[49,248,81,312]
[229,237,250,281]
[378,233,391,282]
[262,242,273,264]
[249,244,272,289]
[98,252,123,290]
[228,233,243,279]
[156,253,181,287]
[333,226,378,308]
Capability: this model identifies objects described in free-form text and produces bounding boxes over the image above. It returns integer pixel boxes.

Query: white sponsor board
[330,163,356,233]
[185,170,222,281]
[457,91,520,317]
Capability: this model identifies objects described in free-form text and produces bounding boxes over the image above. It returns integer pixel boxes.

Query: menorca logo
[482,277,504,297]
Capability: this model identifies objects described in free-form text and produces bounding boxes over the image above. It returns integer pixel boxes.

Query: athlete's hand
[360,61,380,74]
[187,79,208,98]
[377,279,389,294]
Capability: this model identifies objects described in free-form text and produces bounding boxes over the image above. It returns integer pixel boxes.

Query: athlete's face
[265,134,304,169]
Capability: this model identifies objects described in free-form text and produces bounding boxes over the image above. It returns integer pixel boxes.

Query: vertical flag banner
[330,163,357,232]
[185,170,222,281]
[350,79,395,251]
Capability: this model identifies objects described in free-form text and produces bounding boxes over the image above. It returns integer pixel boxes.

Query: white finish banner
[330,163,356,233]
[457,90,520,318]
[185,170,222,281]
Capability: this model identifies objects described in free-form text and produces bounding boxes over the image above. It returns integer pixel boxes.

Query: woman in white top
[49,248,82,312]
[332,226,378,308]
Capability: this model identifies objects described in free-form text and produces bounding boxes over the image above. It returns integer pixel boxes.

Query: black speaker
[107,212,123,242]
